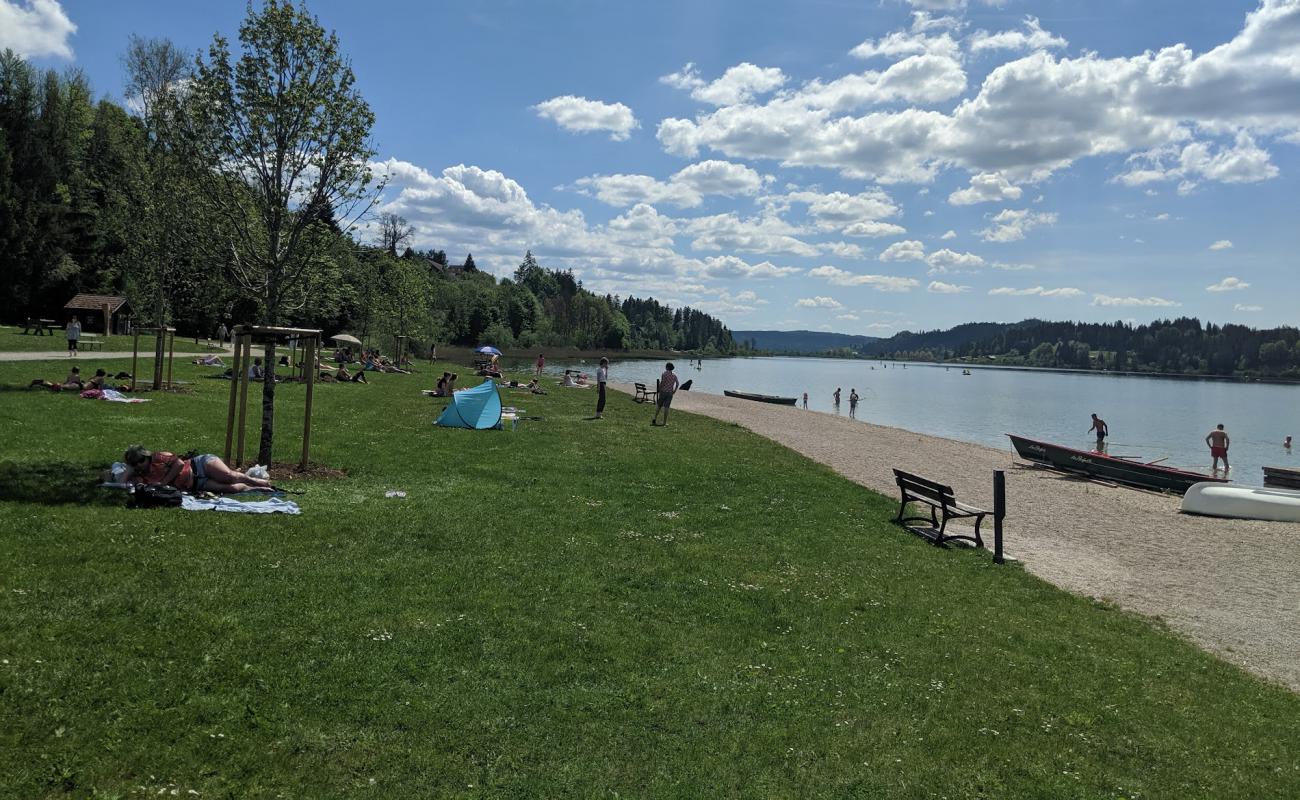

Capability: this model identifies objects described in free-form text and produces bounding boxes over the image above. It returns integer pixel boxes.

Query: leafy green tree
[184,0,378,463]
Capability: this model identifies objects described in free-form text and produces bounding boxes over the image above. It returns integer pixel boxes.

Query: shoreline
[613,382,1300,691]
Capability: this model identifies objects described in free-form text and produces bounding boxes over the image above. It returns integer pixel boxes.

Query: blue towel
[180,495,301,514]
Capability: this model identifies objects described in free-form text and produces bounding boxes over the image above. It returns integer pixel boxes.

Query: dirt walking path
[618,385,1300,690]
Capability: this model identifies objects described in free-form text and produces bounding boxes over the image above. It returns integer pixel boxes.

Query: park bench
[22,318,58,335]
[634,381,658,404]
[892,468,988,548]
[79,333,105,351]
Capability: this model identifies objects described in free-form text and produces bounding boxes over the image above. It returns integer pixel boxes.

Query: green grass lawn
[0,325,224,354]
[1,358,1298,798]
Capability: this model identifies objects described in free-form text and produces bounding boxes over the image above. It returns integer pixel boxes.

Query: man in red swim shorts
[1205,423,1230,471]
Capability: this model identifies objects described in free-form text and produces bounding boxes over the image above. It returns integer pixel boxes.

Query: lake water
[543,356,1300,484]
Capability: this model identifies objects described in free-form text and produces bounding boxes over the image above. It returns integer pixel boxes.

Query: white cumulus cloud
[1234,303,1263,312]
[1206,276,1251,292]
[797,296,844,309]
[0,0,75,59]
[808,266,921,292]
[988,286,1084,297]
[979,209,1057,242]
[928,280,970,293]
[1092,294,1181,308]
[880,239,927,261]
[1209,239,1234,250]
[969,17,1068,54]
[926,248,985,272]
[533,95,639,140]
[948,173,1023,205]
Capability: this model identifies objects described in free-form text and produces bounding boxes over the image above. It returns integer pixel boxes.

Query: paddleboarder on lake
[1206,424,1231,471]
[1089,413,1109,452]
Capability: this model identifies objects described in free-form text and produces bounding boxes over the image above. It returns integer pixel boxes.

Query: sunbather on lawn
[124,445,273,494]
[29,366,85,391]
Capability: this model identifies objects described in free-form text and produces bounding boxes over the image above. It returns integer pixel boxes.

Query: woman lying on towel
[502,377,546,394]
[124,445,273,494]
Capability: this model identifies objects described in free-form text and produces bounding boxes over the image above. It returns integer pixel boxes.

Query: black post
[993,470,1006,564]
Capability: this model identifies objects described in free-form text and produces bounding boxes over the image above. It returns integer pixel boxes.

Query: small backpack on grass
[130,484,184,508]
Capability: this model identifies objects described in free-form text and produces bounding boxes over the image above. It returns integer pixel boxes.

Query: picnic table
[22,318,58,335]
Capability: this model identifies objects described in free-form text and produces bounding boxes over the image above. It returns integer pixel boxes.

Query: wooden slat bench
[892,468,988,548]
[634,382,658,404]
[79,333,105,351]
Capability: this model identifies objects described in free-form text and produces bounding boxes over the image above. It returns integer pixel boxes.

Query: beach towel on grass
[180,495,301,514]
[102,388,150,403]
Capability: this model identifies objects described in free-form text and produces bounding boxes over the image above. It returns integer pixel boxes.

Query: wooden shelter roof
[64,294,129,312]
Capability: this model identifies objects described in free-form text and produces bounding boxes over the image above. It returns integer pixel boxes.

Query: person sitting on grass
[124,445,273,495]
[248,357,265,382]
[85,368,108,391]
[28,366,85,392]
[336,364,368,383]
[433,372,451,396]
[446,373,458,394]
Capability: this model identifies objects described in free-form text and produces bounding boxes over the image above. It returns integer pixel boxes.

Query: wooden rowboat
[1007,433,1226,495]
[1263,466,1300,490]
[723,390,798,406]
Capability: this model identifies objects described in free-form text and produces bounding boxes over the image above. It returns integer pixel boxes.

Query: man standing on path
[1206,424,1231,471]
[1089,413,1109,452]
[535,353,545,377]
[65,315,81,357]
[651,362,679,426]
[216,322,228,344]
[595,357,609,419]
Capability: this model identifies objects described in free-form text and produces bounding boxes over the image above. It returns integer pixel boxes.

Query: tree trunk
[258,339,276,465]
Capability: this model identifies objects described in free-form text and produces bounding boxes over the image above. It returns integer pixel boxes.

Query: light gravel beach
[621,384,1300,690]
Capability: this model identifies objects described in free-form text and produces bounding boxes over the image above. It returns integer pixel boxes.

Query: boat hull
[1182,482,1300,522]
[723,390,798,406]
[1007,434,1225,495]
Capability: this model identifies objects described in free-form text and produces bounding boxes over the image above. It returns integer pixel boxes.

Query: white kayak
[1181,481,1300,523]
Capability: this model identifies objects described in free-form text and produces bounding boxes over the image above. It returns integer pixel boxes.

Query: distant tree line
[0,46,735,357]
[866,318,1300,378]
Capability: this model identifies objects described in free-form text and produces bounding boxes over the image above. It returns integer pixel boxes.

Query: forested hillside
[0,50,734,355]
[731,329,878,354]
[864,317,1300,378]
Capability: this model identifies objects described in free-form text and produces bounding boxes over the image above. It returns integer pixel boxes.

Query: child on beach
[802,392,808,409]
[848,389,859,419]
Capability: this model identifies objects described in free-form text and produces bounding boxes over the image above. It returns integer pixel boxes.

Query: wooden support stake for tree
[131,328,140,389]
[301,334,317,469]
[236,333,252,466]
[224,334,244,462]
[166,329,175,390]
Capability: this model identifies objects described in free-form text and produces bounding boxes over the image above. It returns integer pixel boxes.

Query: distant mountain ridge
[732,329,879,353]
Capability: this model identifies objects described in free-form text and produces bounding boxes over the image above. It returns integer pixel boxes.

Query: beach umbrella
[329,333,362,346]
[475,345,502,356]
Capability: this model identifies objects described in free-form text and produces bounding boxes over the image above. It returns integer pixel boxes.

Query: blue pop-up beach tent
[435,381,503,429]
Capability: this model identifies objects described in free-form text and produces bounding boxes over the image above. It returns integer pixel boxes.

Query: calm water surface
[541,356,1300,483]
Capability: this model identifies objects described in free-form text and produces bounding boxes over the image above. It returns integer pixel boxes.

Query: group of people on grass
[30,366,132,393]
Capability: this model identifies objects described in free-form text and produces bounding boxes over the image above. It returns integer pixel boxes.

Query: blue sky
[6,0,1299,334]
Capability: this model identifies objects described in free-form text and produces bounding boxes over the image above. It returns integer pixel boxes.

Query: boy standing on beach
[651,362,678,426]
[833,388,841,411]
[1206,424,1230,471]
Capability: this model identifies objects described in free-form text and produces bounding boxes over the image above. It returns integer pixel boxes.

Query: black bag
[131,484,184,508]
